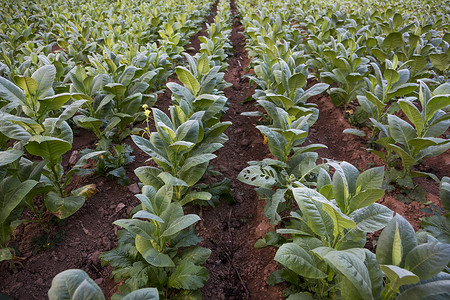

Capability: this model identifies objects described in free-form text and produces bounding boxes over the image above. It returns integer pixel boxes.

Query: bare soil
[0,0,448,299]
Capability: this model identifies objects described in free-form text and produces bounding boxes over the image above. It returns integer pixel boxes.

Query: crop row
[236,0,450,299]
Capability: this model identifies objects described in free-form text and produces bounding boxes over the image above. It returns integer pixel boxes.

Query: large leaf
[176,67,200,96]
[404,242,450,279]
[377,214,417,266]
[168,260,209,290]
[45,192,85,219]
[274,243,327,279]
[161,214,200,237]
[322,250,374,300]
[0,149,23,167]
[383,32,403,50]
[381,265,419,294]
[32,65,56,98]
[48,269,104,300]
[388,114,416,146]
[350,204,393,232]
[25,135,72,163]
[135,235,174,267]
[122,288,159,300]
[292,188,334,239]
[397,278,450,300]
[349,189,385,212]
[0,76,26,105]
[0,179,37,224]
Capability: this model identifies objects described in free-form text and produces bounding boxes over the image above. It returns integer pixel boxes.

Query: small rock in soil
[128,183,141,194]
[94,278,103,285]
[241,139,250,147]
[69,150,79,165]
[115,203,125,213]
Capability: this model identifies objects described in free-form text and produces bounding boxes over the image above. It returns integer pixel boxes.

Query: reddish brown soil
[0,1,448,300]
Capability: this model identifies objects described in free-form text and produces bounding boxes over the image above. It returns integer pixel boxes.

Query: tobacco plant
[48,269,159,300]
[101,184,210,299]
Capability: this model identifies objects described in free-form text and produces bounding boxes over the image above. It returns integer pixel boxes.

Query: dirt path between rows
[198,1,281,298]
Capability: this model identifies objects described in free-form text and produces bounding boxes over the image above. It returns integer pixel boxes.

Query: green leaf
[383,32,403,50]
[377,214,417,266]
[45,192,85,219]
[404,242,450,279]
[135,236,175,267]
[322,250,374,300]
[357,167,385,190]
[274,243,327,279]
[0,76,26,104]
[38,93,72,116]
[161,214,200,237]
[14,76,38,96]
[349,189,385,212]
[388,114,417,146]
[168,260,209,290]
[426,95,450,122]
[430,53,450,71]
[440,177,450,210]
[132,210,164,223]
[0,149,23,167]
[181,246,211,264]
[113,219,154,241]
[397,279,450,300]
[398,99,423,134]
[31,65,56,98]
[381,265,419,294]
[314,196,356,238]
[350,204,393,232]
[343,128,366,137]
[25,136,72,163]
[122,288,159,300]
[0,179,37,224]
[292,188,334,239]
[176,67,200,96]
[48,269,104,300]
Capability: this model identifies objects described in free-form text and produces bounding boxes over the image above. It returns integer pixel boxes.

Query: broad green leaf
[48,269,104,300]
[0,76,26,104]
[0,179,37,224]
[14,76,38,96]
[383,32,403,50]
[377,214,417,266]
[357,167,385,190]
[25,136,71,163]
[45,192,85,219]
[136,236,175,267]
[176,67,200,96]
[122,288,159,300]
[274,243,327,279]
[350,204,393,232]
[398,99,423,134]
[161,214,200,237]
[113,219,154,241]
[168,260,209,290]
[31,65,56,98]
[180,246,211,264]
[322,250,374,300]
[238,165,276,188]
[38,93,72,116]
[349,189,385,212]
[132,210,164,223]
[404,242,450,279]
[397,279,450,300]
[430,53,450,71]
[292,188,334,239]
[440,177,450,210]
[314,196,356,238]
[0,149,23,167]
[388,114,417,146]
[381,265,419,294]
[343,128,366,137]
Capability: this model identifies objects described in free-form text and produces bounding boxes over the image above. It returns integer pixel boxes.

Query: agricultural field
[0,0,449,299]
